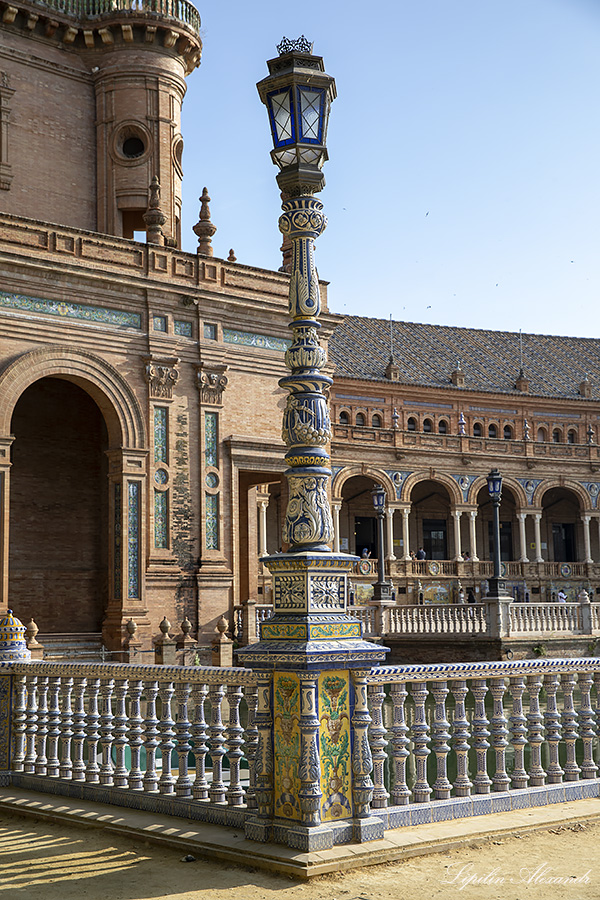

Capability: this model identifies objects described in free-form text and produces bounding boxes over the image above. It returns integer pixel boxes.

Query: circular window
[122,136,145,159]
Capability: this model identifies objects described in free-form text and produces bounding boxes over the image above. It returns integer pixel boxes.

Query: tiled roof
[328,316,600,401]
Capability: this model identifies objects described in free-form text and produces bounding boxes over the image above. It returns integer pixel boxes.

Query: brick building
[2,0,600,657]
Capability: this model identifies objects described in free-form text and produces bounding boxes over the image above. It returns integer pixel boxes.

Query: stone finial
[227,248,237,262]
[143,176,167,245]
[579,589,591,605]
[126,617,137,637]
[212,615,233,667]
[391,408,399,430]
[458,412,466,435]
[523,418,531,441]
[158,616,171,637]
[193,187,217,256]
[515,368,529,393]
[385,356,400,381]
[25,618,44,660]
[154,615,176,665]
[216,615,229,636]
[588,424,596,445]
[181,616,192,637]
[580,375,592,399]
[451,361,465,387]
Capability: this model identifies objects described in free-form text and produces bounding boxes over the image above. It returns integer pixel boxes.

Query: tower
[0,0,202,244]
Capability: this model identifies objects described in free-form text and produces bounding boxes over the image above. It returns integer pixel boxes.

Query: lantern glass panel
[273,147,298,168]
[372,487,386,511]
[268,88,295,146]
[298,86,324,143]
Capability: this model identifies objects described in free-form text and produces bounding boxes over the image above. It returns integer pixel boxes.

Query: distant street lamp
[487,468,508,597]
[371,485,392,603]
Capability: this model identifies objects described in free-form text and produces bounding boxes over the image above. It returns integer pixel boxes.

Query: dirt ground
[1,809,598,900]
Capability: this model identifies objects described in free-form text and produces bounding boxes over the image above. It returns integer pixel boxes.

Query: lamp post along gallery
[238,39,388,851]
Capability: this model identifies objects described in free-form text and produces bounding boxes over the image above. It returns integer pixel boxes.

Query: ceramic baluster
[191,682,209,801]
[158,680,176,794]
[450,679,472,796]
[99,677,115,785]
[244,684,259,810]
[142,680,160,792]
[410,681,432,802]
[526,674,545,786]
[367,682,389,808]
[71,677,87,782]
[113,678,129,787]
[471,678,491,793]
[84,677,101,783]
[389,682,410,805]
[35,676,49,776]
[127,679,144,790]
[431,680,452,800]
[226,684,245,806]
[489,677,510,791]
[351,670,374,817]
[23,675,38,774]
[543,673,564,784]
[561,673,581,782]
[175,681,193,797]
[208,683,227,803]
[12,673,27,772]
[577,673,597,779]
[59,676,74,779]
[46,676,61,776]
[508,676,529,788]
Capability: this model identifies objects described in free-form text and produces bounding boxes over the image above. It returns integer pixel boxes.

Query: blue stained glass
[154,407,167,464]
[205,493,219,550]
[154,489,168,550]
[174,320,193,337]
[128,481,140,599]
[114,482,122,600]
[205,412,217,466]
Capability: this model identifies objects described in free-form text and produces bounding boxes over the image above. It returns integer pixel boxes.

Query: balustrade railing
[11,661,259,820]
[510,603,581,634]
[388,603,488,635]
[365,658,600,822]
[24,0,201,31]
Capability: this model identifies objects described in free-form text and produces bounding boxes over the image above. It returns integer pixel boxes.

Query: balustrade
[19,0,202,33]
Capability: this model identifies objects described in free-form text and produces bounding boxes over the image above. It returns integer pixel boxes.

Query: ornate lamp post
[487,468,507,597]
[238,38,387,852]
[371,485,392,603]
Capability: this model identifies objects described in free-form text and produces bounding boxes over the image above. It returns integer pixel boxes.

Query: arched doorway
[475,483,517,561]
[9,378,109,634]
[340,474,381,557]
[541,487,582,562]
[409,480,453,559]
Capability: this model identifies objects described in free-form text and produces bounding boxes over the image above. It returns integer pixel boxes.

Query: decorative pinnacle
[143,176,167,245]
[193,187,217,256]
[277,35,313,55]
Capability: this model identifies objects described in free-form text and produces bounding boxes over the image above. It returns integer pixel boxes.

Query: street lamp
[371,485,392,603]
[487,467,507,597]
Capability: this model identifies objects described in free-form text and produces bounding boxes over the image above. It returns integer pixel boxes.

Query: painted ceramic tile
[273,672,301,821]
[319,670,352,821]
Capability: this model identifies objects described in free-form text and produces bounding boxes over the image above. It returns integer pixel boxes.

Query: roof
[328,316,600,401]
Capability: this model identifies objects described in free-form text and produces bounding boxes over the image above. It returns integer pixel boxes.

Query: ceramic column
[257,495,269,558]
[582,514,593,563]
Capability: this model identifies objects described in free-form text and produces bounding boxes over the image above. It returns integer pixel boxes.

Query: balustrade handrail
[11,659,257,684]
[367,655,600,683]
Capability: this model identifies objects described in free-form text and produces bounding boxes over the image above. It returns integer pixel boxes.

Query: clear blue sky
[180,0,600,338]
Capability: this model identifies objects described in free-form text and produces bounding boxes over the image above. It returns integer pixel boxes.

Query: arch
[473,422,482,437]
[537,427,547,442]
[423,418,433,433]
[339,410,350,425]
[533,479,590,510]
[552,428,562,443]
[407,416,417,431]
[466,474,528,508]
[488,423,498,439]
[503,424,513,440]
[355,411,366,427]
[0,346,146,449]
[401,470,463,506]
[331,464,398,504]
[372,413,382,428]
[567,429,577,444]
[438,419,448,434]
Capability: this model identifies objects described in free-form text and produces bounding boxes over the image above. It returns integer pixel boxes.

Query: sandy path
[0,810,597,900]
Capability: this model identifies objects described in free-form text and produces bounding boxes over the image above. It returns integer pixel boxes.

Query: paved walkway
[1,787,600,879]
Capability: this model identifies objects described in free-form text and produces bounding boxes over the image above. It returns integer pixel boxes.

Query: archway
[540,487,583,562]
[409,480,454,559]
[9,377,109,634]
[475,483,518,561]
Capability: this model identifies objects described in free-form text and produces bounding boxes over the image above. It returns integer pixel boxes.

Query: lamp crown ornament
[277,35,314,55]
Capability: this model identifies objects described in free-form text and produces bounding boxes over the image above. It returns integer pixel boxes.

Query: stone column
[257,495,269,558]
[0,437,14,613]
[452,510,463,561]
[534,513,544,563]
[385,508,396,560]
[582,514,593,563]
[401,507,411,561]
[517,512,529,562]
[332,501,341,553]
[468,510,479,561]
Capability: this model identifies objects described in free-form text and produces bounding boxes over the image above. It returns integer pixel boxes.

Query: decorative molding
[0,290,141,328]
[144,357,180,399]
[223,327,290,353]
[197,367,228,405]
